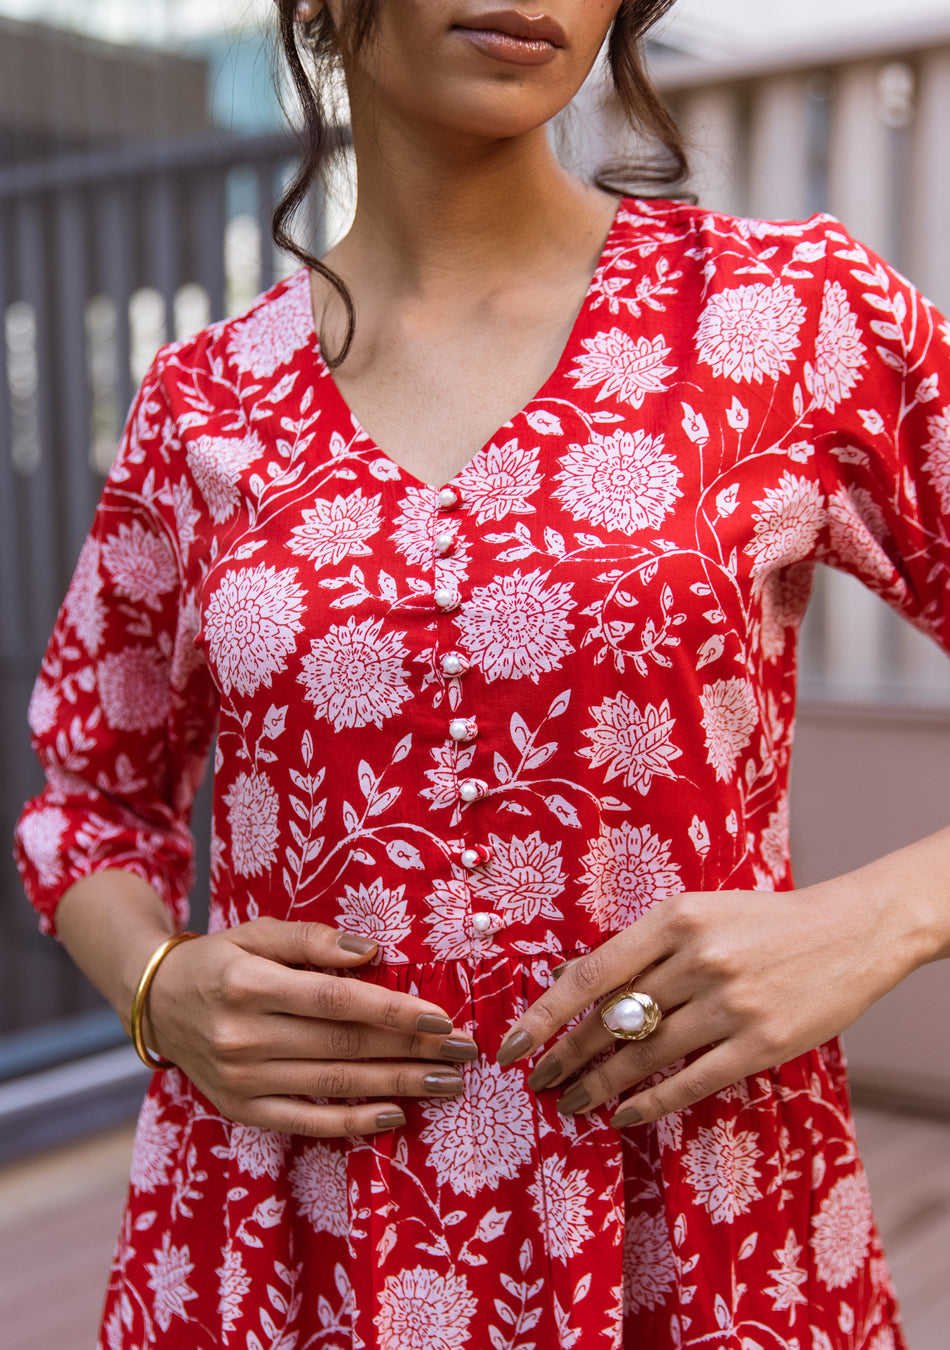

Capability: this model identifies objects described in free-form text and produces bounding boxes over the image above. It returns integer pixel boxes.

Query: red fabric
[17,198,947,1349]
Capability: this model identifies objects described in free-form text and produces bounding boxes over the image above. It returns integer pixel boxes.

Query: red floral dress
[16,198,950,1350]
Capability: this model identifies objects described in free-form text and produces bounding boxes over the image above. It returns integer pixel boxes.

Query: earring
[294,1,321,20]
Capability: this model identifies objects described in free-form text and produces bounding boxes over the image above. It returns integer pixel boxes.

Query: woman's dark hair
[272,0,688,365]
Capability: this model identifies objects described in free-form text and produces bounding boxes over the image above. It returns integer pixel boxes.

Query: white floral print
[810,1171,873,1290]
[700,678,759,782]
[187,434,262,523]
[289,1142,349,1237]
[130,1096,180,1195]
[554,429,682,533]
[420,741,475,812]
[470,832,565,924]
[16,203,925,1350]
[203,563,306,697]
[578,822,682,930]
[145,1234,198,1332]
[747,472,825,580]
[623,1211,677,1313]
[682,1120,763,1224]
[759,563,815,660]
[580,693,681,793]
[697,282,806,383]
[570,329,674,405]
[298,616,411,730]
[230,1124,289,1180]
[806,280,867,411]
[223,770,280,877]
[455,569,574,682]
[528,1155,594,1262]
[216,1247,251,1337]
[921,409,950,513]
[15,806,67,889]
[101,519,177,608]
[288,489,382,566]
[98,649,170,732]
[456,438,541,521]
[334,879,413,958]
[63,535,105,654]
[419,1060,534,1197]
[765,1230,809,1316]
[377,1268,476,1350]
[390,485,469,581]
[761,794,790,881]
[227,275,313,379]
[422,880,501,959]
[827,487,892,585]
[27,677,59,736]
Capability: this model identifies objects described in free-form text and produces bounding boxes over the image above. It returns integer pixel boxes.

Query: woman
[14,0,950,1346]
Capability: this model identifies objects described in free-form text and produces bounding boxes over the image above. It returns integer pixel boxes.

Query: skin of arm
[497,826,950,1126]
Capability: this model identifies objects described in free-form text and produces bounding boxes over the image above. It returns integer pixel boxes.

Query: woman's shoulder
[147,267,318,397]
[613,194,852,285]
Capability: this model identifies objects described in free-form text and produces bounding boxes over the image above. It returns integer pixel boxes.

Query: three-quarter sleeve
[812,222,950,649]
[14,356,219,935]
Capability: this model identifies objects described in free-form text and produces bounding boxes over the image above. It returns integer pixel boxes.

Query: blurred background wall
[0,0,949,1160]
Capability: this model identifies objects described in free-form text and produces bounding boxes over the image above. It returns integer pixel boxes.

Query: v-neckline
[304,198,627,492]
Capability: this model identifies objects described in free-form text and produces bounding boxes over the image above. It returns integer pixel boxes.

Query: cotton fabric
[17,198,950,1350]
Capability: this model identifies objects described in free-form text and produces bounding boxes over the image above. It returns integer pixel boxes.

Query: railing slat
[828,61,894,256]
[192,167,228,324]
[95,183,135,431]
[13,197,61,652]
[910,49,950,313]
[145,172,178,346]
[748,76,812,221]
[0,204,26,656]
[679,85,745,216]
[52,187,98,566]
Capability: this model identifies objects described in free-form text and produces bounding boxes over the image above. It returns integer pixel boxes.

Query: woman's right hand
[143,917,477,1138]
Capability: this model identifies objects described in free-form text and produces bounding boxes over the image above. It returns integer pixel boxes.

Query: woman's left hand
[496,882,919,1127]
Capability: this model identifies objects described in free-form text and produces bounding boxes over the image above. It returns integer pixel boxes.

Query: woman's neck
[325,104,615,305]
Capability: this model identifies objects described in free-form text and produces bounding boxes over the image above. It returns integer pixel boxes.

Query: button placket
[432,483,495,941]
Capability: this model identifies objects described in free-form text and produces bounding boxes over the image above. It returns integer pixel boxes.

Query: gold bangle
[129,932,200,1070]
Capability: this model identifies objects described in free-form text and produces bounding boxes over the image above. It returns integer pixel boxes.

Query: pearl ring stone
[600,990,663,1042]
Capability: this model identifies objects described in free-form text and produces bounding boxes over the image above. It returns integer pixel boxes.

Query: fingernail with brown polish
[557,1083,591,1116]
[497,1029,533,1067]
[337,934,378,955]
[423,1072,465,1096]
[611,1107,644,1129]
[375,1110,406,1130]
[417,1014,454,1035]
[440,1038,479,1062]
[552,959,576,981]
[527,1056,562,1091]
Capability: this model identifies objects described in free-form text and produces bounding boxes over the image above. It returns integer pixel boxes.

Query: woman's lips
[453,9,566,66]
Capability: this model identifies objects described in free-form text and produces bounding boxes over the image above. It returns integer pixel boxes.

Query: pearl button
[460,846,491,869]
[472,912,493,934]
[434,588,460,612]
[441,652,469,677]
[449,718,477,742]
[435,531,456,556]
[438,487,461,511]
[459,778,487,803]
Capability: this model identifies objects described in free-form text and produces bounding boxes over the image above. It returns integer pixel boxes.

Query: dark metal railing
[0,130,308,1068]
